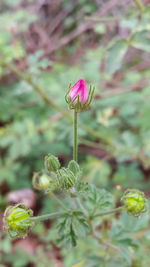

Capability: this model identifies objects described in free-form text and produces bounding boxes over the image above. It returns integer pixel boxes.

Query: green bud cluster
[32,155,80,193]
[121,189,146,217]
[3,204,34,238]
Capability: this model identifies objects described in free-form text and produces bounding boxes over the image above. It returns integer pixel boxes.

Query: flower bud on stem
[121,189,147,217]
[3,204,34,238]
[65,79,94,162]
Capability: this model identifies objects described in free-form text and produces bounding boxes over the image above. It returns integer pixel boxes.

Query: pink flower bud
[69,79,88,104]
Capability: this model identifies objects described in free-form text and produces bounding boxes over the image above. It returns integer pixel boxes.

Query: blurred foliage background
[0,0,150,266]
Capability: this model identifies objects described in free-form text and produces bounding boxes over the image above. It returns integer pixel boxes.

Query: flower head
[121,189,146,217]
[65,79,95,111]
[3,204,34,238]
[69,79,88,104]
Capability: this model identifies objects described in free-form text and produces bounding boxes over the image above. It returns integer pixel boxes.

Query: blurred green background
[0,0,150,266]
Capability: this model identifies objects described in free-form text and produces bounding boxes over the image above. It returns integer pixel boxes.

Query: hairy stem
[93,206,124,218]
[73,110,78,162]
[31,211,65,222]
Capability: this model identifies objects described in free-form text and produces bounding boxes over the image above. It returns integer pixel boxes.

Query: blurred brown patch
[7,189,36,209]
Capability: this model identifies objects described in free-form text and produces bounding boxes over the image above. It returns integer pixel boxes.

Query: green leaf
[106,39,128,74]
[70,224,77,247]
[85,184,113,214]
[131,30,150,53]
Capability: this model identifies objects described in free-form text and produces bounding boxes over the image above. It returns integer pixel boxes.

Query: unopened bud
[44,154,60,172]
[58,168,76,190]
[32,172,50,191]
[3,204,33,238]
[68,160,80,176]
[65,79,95,111]
[121,189,146,217]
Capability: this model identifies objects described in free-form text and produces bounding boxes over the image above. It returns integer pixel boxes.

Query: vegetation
[0,0,150,266]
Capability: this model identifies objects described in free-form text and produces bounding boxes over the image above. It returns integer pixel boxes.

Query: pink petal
[69,79,88,104]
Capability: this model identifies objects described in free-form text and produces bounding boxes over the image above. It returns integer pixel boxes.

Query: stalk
[73,110,78,162]
[93,206,124,218]
[30,212,65,222]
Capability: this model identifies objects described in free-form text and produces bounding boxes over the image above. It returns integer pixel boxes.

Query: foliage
[0,0,150,266]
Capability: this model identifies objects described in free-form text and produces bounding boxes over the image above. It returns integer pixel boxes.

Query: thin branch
[48,2,78,35]
[134,225,150,240]
[84,16,121,22]
[44,0,121,56]
[31,211,65,222]
[100,79,147,99]
[94,207,124,218]
[133,0,144,12]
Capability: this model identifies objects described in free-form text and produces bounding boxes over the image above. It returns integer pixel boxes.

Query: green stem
[73,110,78,162]
[93,206,124,218]
[30,211,65,222]
[48,192,68,211]
[133,0,143,12]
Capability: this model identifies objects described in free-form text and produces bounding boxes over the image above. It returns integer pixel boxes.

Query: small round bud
[68,160,80,176]
[44,154,60,172]
[3,204,34,238]
[32,172,50,191]
[121,189,146,217]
